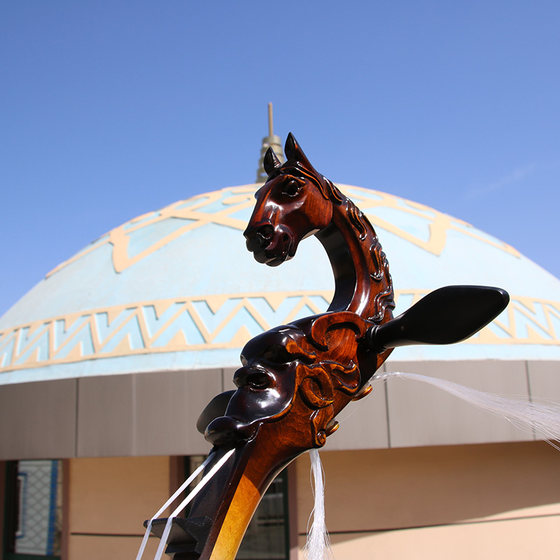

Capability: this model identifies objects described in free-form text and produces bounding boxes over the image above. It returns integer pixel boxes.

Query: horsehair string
[135,449,234,560]
[137,446,333,560]
[375,371,560,446]
[135,454,213,560]
[305,449,332,560]
[152,448,235,560]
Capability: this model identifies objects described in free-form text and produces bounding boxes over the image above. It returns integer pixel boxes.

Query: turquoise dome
[1,184,559,385]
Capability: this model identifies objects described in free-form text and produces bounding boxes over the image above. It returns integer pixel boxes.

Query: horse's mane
[321,177,396,322]
[273,164,395,322]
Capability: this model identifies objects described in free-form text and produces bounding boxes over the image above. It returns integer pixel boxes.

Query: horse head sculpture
[244,133,395,323]
[244,133,340,267]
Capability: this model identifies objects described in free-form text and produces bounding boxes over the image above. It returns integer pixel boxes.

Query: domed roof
[1,184,559,385]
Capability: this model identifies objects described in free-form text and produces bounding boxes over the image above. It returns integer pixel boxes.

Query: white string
[304,449,332,560]
[135,454,214,560]
[153,448,235,560]
[376,371,560,446]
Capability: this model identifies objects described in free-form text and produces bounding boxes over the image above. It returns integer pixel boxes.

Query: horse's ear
[285,132,314,170]
[263,147,282,175]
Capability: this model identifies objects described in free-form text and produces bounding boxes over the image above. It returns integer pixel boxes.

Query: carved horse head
[244,133,394,325]
[244,133,344,266]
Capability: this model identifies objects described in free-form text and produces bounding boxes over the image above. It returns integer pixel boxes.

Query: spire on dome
[256,103,285,183]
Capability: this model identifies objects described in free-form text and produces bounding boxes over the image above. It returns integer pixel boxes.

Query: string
[152,448,235,560]
[376,371,560,446]
[136,454,213,560]
[304,449,332,560]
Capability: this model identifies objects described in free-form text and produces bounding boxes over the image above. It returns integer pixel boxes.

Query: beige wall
[299,516,560,560]
[0,379,77,459]
[4,360,560,461]
[2,360,559,460]
[8,442,555,559]
[384,360,532,447]
[295,442,560,559]
[68,456,171,560]
[0,370,221,460]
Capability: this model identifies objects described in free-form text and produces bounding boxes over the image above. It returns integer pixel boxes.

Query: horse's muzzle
[244,224,274,253]
[244,224,294,266]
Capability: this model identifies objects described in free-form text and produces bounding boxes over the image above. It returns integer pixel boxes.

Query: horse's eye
[282,180,301,197]
[234,368,274,390]
[263,344,293,364]
[246,371,272,390]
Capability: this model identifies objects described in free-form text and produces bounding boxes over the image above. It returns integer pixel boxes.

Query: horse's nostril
[257,225,274,245]
[244,224,275,252]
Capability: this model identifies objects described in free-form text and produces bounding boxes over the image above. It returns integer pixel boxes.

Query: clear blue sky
[1,1,559,316]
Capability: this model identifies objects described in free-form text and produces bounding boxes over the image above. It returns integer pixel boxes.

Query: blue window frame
[3,460,62,560]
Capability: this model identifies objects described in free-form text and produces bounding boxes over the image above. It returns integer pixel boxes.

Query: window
[4,460,63,560]
[237,470,289,560]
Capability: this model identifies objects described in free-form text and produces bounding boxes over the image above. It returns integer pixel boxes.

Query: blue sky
[1,1,559,316]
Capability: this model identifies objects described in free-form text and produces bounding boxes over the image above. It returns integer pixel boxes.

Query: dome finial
[268,102,274,136]
[256,103,285,183]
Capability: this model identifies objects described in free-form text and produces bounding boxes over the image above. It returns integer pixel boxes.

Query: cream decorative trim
[344,187,520,257]
[46,185,520,278]
[0,291,558,373]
